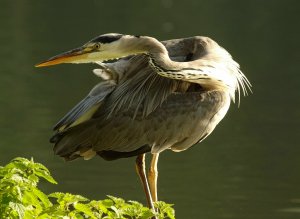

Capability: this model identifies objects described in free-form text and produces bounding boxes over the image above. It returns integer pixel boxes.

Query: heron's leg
[148,153,159,202]
[135,154,155,211]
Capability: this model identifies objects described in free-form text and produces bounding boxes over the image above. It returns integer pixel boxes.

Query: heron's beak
[35,47,90,67]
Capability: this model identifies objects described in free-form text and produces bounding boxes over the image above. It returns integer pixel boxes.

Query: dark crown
[90,34,123,44]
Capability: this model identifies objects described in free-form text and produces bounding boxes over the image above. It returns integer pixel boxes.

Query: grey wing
[99,91,230,154]
[53,80,116,131]
[53,91,230,161]
[102,55,185,118]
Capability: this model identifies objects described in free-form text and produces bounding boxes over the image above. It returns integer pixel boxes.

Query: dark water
[0,1,299,218]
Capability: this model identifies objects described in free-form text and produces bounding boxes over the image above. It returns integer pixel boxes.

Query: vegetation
[0,157,175,219]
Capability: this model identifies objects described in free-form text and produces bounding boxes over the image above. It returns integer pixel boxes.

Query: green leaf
[140,210,156,219]
[32,187,52,208]
[107,195,125,206]
[74,202,97,219]
[48,192,66,199]
[28,174,39,184]
[10,173,26,184]
[33,163,57,184]
[23,190,42,210]
[155,201,175,219]
[9,202,26,218]
[35,213,51,219]
[109,205,121,217]
[101,198,114,208]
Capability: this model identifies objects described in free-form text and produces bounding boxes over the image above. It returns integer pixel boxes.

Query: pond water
[0,1,299,218]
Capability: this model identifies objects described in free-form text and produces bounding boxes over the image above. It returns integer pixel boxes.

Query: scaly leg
[135,154,155,211]
[148,153,159,202]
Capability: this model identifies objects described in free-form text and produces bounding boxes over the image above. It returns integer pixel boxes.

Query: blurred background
[0,0,299,218]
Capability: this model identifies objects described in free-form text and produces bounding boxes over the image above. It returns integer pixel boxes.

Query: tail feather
[51,126,93,160]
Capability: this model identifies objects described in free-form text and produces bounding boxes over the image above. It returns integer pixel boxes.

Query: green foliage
[0,157,175,219]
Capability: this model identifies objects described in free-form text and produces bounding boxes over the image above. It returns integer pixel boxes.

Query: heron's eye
[94,43,101,50]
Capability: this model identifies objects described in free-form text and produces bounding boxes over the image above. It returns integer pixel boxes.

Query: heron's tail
[50,124,96,161]
[50,125,151,161]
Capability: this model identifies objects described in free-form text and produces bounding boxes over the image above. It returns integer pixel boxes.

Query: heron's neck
[134,36,187,70]
[133,36,235,94]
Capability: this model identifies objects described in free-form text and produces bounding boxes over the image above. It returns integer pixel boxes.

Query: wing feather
[53,80,116,131]
[102,55,181,118]
[52,91,230,159]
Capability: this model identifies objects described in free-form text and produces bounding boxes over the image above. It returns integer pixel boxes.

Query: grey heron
[36,33,251,211]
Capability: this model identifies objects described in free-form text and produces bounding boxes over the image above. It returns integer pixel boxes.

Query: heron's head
[35,33,145,67]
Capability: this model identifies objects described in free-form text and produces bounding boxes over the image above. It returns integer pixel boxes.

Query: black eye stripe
[90,34,123,44]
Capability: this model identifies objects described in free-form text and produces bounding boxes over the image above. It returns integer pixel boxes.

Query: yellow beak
[35,47,89,67]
